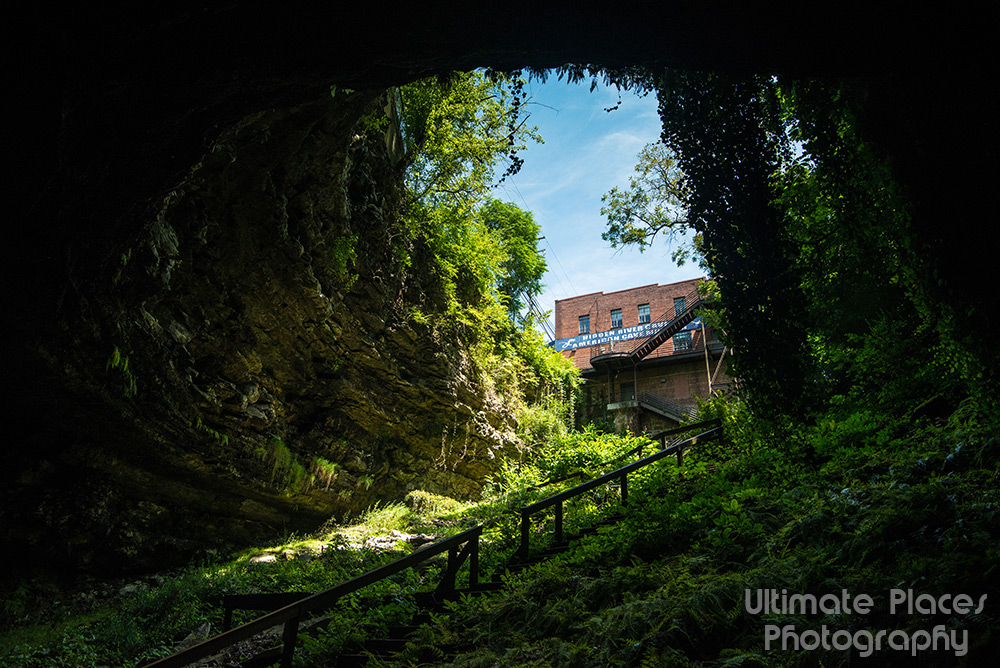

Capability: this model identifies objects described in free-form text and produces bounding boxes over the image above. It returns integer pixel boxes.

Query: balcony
[589,327,721,372]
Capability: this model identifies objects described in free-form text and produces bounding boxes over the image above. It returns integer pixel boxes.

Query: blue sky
[491,75,701,340]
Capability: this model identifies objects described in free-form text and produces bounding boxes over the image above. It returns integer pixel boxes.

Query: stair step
[467,581,504,593]
[411,612,435,625]
[239,646,281,668]
[335,653,368,667]
[363,637,410,655]
[413,591,439,606]
[388,624,419,639]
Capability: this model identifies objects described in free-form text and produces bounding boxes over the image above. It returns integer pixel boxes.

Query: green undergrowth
[0,428,653,668]
[5,397,996,667]
[381,397,999,667]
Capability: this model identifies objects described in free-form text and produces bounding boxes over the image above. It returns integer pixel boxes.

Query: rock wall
[2,90,518,577]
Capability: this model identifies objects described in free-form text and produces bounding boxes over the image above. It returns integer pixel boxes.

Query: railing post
[620,472,628,506]
[443,545,458,592]
[223,604,233,632]
[519,512,530,560]
[555,501,563,543]
[469,535,479,587]
[280,614,300,668]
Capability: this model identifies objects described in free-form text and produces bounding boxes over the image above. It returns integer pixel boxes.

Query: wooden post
[620,473,628,506]
[519,513,530,559]
[711,346,728,394]
[469,536,479,587]
[555,501,563,543]
[701,321,712,394]
[280,614,300,668]
[443,545,458,592]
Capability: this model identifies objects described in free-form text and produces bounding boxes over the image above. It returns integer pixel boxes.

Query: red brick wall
[553,278,708,371]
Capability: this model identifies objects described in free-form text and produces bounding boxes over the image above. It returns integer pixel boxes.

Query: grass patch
[0,425,657,667]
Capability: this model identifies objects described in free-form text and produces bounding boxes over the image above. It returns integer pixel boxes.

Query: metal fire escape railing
[638,390,699,422]
[589,284,708,368]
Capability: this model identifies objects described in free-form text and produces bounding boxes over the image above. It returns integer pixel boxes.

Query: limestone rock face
[2,90,519,577]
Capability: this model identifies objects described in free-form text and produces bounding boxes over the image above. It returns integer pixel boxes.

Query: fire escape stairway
[589,286,706,371]
[629,299,702,362]
[637,391,699,423]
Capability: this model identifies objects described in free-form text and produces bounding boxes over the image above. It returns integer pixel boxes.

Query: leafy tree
[478,199,546,324]
[654,70,814,417]
[600,142,688,253]
[370,71,573,414]
[392,71,544,314]
[399,71,541,212]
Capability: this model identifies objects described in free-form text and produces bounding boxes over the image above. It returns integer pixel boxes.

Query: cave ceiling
[10,3,992,344]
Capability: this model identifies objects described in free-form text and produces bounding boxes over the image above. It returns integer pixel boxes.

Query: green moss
[106,346,138,398]
[193,417,229,446]
[256,438,322,495]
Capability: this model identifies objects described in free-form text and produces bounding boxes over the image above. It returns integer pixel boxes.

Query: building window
[674,296,686,317]
[638,303,650,324]
[610,308,623,329]
[674,330,692,351]
[578,314,590,334]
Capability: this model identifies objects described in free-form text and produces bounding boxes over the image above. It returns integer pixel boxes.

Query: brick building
[551,278,733,433]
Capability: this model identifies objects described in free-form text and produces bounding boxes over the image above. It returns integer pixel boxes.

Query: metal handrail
[638,391,699,422]
[142,525,483,668]
[517,422,723,558]
[646,418,722,445]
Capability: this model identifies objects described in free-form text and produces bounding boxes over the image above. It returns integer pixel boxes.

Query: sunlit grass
[1,427,666,667]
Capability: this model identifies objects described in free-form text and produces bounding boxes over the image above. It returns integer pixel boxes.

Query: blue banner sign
[549,318,702,352]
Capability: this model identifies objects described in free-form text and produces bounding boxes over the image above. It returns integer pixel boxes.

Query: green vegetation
[256,437,312,494]
[395,397,998,667]
[363,70,579,430]
[194,417,229,446]
[311,457,340,491]
[600,141,689,259]
[0,429,653,668]
[3,391,995,666]
[589,67,995,420]
[330,234,359,290]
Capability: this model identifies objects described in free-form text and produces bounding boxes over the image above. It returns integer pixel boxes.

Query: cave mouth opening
[6,7,995,590]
